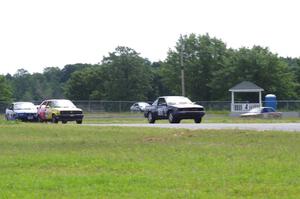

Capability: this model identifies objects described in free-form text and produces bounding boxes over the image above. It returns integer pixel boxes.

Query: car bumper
[174,111,205,119]
[16,113,38,121]
[56,114,84,121]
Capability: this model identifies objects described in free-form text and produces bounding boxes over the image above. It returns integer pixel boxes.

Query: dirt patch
[173,131,194,137]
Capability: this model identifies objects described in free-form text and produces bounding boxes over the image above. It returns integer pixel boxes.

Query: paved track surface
[84,123,300,132]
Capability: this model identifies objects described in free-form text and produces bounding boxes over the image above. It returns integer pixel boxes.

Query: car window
[158,98,166,106]
[52,100,76,108]
[8,104,13,110]
[152,99,158,106]
[48,101,54,107]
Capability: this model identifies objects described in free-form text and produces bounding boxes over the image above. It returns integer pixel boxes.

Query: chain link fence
[1,100,300,113]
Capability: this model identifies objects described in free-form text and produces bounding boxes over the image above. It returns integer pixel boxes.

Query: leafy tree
[43,67,64,98]
[162,34,230,101]
[64,66,105,100]
[11,69,31,100]
[148,61,172,100]
[101,46,153,101]
[231,46,298,99]
[283,57,300,96]
[0,75,12,101]
[60,64,92,83]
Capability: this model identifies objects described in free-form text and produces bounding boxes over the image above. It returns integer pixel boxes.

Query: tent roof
[229,81,264,92]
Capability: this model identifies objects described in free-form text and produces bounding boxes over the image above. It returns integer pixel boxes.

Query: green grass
[0,124,300,198]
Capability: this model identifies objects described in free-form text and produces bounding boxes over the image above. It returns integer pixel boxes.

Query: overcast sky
[0,0,299,75]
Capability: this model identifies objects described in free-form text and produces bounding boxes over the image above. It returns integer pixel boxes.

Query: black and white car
[144,96,205,123]
[5,102,38,121]
[130,102,150,112]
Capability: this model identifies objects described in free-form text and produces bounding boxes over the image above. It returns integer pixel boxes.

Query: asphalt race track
[84,123,300,132]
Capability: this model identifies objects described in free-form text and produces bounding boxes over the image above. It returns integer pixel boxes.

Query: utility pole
[180,35,185,96]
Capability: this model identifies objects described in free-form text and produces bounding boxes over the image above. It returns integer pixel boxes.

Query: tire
[52,115,58,123]
[76,120,82,124]
[194,117,202,123]
[168,112,179,123]
[147,112,155,124]
[62,120,67,124]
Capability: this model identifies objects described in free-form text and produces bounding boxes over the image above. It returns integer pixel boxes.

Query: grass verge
[0,124,300,198]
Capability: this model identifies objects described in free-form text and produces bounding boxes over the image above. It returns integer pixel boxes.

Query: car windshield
[52,100,76,108]
[248,108,261,113]
[14,102,36,110]
[165,97,193,105]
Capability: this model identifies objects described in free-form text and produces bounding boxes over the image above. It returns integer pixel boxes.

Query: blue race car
[5,102,38,121]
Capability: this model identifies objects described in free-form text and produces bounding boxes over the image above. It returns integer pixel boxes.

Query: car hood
[171,104,204,109]
[54,107,82,111]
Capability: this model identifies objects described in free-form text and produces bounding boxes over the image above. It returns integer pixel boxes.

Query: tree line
[1,33,300,102]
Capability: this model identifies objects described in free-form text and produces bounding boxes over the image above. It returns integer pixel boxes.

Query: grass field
[1,123,300,198]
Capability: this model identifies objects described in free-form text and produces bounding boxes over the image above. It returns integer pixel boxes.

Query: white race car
[5,102,38,121]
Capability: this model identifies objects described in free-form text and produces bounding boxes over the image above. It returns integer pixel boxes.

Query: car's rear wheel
[194,117,202,123]
[147,112,155,124]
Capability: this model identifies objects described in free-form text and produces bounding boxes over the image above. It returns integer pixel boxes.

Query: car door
[6,104,14,120]
[38,101,48,120]
[157,98,168,119]
[45,101,53,120]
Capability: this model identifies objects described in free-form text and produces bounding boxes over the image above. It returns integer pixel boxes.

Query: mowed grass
[1,124,300,198]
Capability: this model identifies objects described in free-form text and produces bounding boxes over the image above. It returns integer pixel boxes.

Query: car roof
[160,96,185,98]
[42,99,71,102]
[13,102,34,104]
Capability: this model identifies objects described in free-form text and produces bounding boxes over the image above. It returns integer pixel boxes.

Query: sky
[0,0,299,75]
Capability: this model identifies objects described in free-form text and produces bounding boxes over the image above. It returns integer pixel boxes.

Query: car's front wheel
[194,117,202,123]
[76,120,82,124]
[168,112,180,123]
[147,112,155,124]
[52,115,58,123]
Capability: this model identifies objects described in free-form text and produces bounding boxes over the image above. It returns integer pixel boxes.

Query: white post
[231,91,235,112]
[259,91,262,108]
